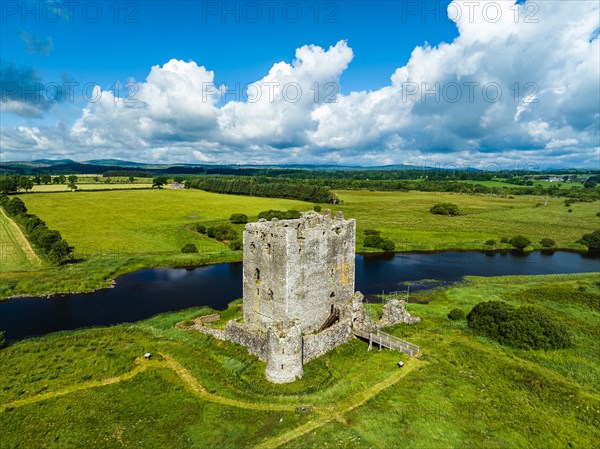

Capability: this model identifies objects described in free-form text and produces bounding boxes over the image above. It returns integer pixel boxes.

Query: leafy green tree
[152,176,169,188]
[181,243,198,253]
[380,239,395,251]
[509,235,531,249]
[206,224,237,241]
[583,175,599,188]
[32,175,41,185]
[579,229,600,249]
[430,203,460,216]
[540,238,556,248]
[229,239,243,250]
[0,176,19,194]
[18,176,34,192]
[364,234,384,248]
[230,213,248,224]
[5,197,27,216]
[67,175,78,191]
[41,174,52,184]
[48,240,73,264]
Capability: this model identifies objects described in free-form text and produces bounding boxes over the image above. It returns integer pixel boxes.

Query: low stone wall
[302,319,353,364]
[224,321,268,361]
[194,325,226,340]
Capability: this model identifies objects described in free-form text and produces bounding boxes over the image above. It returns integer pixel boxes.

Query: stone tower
[243,210,356,334]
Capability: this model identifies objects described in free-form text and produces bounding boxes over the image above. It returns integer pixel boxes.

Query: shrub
[500,237,510,244]
[467,301,516,339]
[540,238,556,248]
[257,209,301,220]
[0,330,4,348]
[485,239,496,246]
[578,229,600,249]
[364,234,385,248]
[498,307,572,350]
[364,229,381,236]
[230,213,248,224]
[448,308,465,320]
[467,301,571,350]
[596,212,600,217]
[568,209,573,213]
[195,224,206,234]
[206,224,237,241]
[229,239,242,250]
[181,243,198,253]
[430,203,460,216]
[313,205,322,212]
[509,235,531,249]
[380,239,395,251]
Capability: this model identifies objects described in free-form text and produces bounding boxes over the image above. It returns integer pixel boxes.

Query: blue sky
[1,1,598,167]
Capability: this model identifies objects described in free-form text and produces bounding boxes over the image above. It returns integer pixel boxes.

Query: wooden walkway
[354,328,419,356]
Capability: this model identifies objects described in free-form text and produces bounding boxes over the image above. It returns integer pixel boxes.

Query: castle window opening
[255,268,260,280]
[330,292,335,298]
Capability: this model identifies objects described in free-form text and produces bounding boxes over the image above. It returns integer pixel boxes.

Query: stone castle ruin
[191,210,419,383]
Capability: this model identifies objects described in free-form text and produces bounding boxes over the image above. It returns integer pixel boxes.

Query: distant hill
[1,159,595,176]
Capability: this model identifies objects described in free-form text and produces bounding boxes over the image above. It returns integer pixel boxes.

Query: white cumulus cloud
[2,1,598,167]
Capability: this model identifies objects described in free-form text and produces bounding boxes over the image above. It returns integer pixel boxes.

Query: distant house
[168,183,185,189]
[547,177,563,182]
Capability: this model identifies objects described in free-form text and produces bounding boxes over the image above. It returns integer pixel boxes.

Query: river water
[0,251,598,341]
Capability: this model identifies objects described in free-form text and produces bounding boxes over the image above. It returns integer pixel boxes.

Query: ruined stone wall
[223,321,268,361]
[302,318,354,364]
[378,300,421,328]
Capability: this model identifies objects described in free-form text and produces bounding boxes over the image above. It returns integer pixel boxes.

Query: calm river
[0,251,598,341]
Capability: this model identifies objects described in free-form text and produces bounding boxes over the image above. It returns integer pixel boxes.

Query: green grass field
[335,190,599,251]
[1,273,598,448]
[0,209,40,272]
[1,188,598,298]
[30,183,153,192]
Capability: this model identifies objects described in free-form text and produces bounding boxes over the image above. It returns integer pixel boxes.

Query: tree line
[0,196,73,264]
[185,177,339,203]
[0,174,78,193]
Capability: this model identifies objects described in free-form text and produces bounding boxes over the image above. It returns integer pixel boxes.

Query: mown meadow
[1,188,598,298]
[1,273,598,448]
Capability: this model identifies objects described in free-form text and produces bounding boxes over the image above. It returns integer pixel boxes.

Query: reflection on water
[0,251,598,341]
